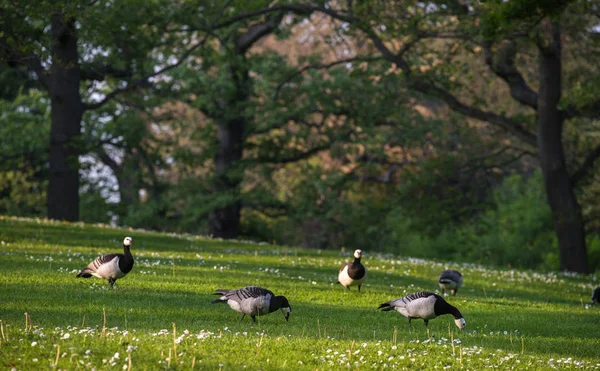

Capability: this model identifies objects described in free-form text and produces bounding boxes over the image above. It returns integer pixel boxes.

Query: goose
[212,286,291,323]
[338,249,367,292]
[76,237,134,288]
[378,291,466,329]
[438,270,463,296]
[592,286,600,304]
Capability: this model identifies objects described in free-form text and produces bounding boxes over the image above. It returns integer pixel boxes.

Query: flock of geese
[76,237,598,329]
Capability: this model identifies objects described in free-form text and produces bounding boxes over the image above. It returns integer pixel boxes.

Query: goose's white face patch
[281,307,291,321]
[455,318,466,329]
[123,237,133,247]
[354,249,362,259]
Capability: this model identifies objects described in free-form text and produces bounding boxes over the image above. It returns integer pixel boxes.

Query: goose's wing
[86,253,120,270]
[339,262,350,272]
[439,270,462,284]
[222,286,274,304]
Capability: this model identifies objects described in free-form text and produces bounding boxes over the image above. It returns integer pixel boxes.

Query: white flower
[61,333,70,340]
[31,341,38,346]
[32,359,38,362]
[113,352,120,359]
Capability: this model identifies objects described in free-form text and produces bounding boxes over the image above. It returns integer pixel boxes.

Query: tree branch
[82,34,210,111]
[265,4,538,147]
[483,40,538,109]
[571,144,600,185]
[80,64,133,81]
[236,12,284,53]
[411,80,538,147]
[253,142,332,164]
[273,55,385,99]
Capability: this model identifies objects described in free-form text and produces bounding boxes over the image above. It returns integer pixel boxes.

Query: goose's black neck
[353,257,362,264]
[269,296,290,313]
[119,245,134,273]
[434,297,462,319]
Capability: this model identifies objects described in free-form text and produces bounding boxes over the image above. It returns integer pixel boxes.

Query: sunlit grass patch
[0,215,599,370]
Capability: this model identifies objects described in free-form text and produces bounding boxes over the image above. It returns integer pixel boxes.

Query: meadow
[0,215,599,370]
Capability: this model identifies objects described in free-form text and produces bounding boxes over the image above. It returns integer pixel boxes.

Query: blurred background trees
[1,0,599,273]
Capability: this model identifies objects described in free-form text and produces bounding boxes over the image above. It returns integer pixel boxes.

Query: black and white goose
[592,286,600,304]
[438,270,463,296]
[76,237,134,288]
[338,249,367,292]
[212,286,291,323]
[378,291,466,329]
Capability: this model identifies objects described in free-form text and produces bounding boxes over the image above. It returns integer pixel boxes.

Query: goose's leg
[238,314,246,323]
[109,278,116,288]
[251,315,256,323]
[424,319,429,327]
[358,285,362,293]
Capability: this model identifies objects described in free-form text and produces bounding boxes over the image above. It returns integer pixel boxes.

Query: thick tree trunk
[537,20,588,273]
[47,14,83,221]
[209,116,245,238]
[47,13,84,221]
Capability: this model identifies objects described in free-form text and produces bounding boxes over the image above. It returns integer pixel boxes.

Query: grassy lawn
[0,215,599,370]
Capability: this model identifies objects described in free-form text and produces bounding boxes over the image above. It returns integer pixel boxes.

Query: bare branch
[483,40,538,109]
[236,12,284,53]
[571,144,600,186]
[411,80,538,147]
[94,146,122,175]
[80,65,133,81]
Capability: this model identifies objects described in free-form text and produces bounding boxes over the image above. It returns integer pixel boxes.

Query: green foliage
[389,172,560,271]
[398,155,494,237]
[480,0,574,38]
[0,88,49,217]
[0,217,599,370]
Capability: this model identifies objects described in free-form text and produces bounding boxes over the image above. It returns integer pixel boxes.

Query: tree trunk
[537,20,588,273]
[47,13,84,221]
[209,115,246,238]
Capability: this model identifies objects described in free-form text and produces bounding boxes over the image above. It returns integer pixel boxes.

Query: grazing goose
[592,286,600,304]
[338,249,367,292]
[378,291,466,329]
[76,237,134,288]
[438,270,463,296]
[212,286,291,323]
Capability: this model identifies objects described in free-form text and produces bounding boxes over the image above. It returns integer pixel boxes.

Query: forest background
[1,0,599,273]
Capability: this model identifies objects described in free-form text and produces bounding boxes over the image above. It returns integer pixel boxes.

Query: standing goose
[438,270,463,296]
[212,286,291,323]
[338,249,367,292]
[378,291,466,329]
[592,286,600,304]
[76,237,134,288]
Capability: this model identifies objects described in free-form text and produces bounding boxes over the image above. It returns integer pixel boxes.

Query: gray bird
[76,237,134,288]
[592,286,600,304]
[212,286,291,323]
[438,270,463,296]
[379,291,466,329]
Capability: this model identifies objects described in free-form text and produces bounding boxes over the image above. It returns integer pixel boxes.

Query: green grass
[0,215,599,370]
